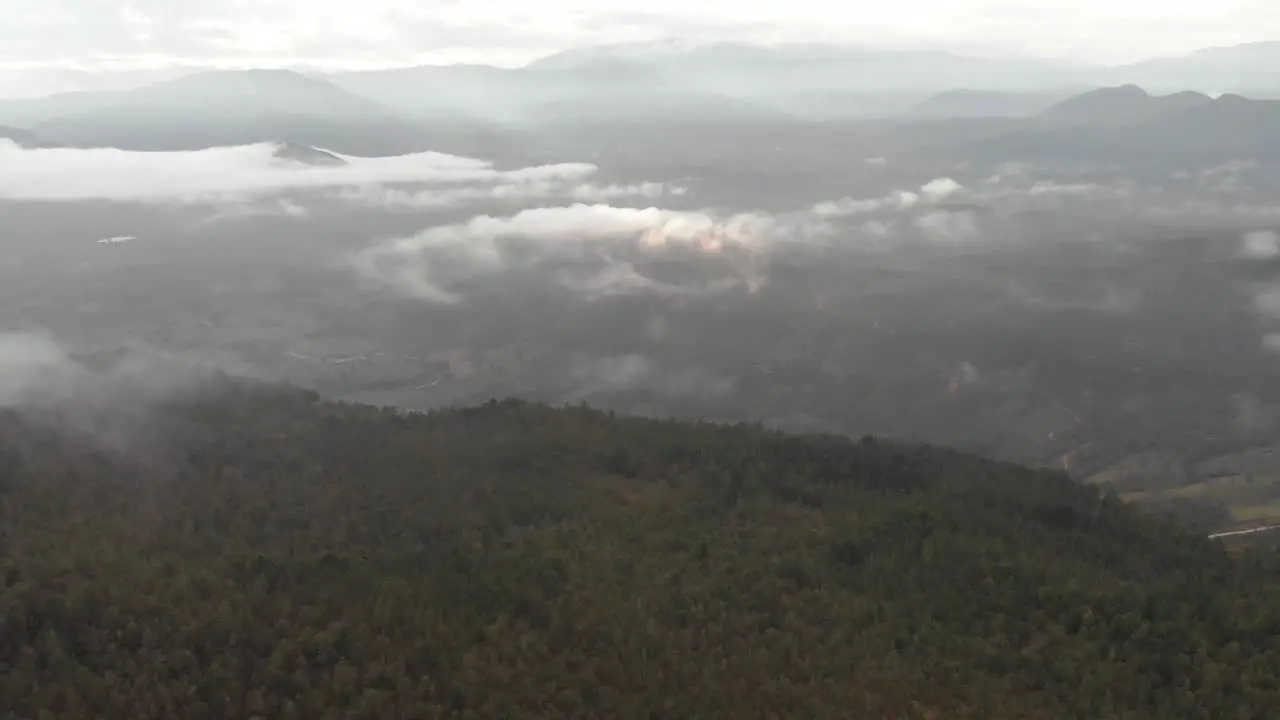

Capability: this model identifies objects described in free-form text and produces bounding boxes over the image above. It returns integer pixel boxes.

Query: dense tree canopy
[2,376,1280,718]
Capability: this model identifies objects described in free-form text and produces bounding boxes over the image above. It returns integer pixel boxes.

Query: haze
[5,1,1280,93]
[6,3,1280,537]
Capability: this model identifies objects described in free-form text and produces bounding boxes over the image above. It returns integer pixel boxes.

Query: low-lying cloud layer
[12,141,1280,313]
[334,180,671,211]
[350,166,1280,305]
[348,175,1000,304]
[0,141,675,207]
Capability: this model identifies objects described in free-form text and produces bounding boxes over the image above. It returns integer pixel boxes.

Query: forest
[3,374,1280,719]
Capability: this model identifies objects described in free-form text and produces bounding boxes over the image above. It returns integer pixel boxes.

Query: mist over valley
[6,51,1280,536]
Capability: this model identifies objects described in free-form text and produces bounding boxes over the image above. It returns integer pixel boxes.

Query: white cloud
[557,259,692,299]
[0,140,598,203]
[352,203,782,303]
[913,209,981,242]
[572,182,669,202]
[356,165,1279,307]
[195,198,312,225]
[812,177,970,220]
[577,354,651,390]
[333,179,672,211]
[857,220,894,240]
[805,169,1280,256]
[1025,181,1106,196]
[1240,230,1280,260]
[0,332,219,409]
[805,167,1278,252]
[920,177,963,201]
[947,361,981,393]
[812,190,919,218]
[566,353,734,401]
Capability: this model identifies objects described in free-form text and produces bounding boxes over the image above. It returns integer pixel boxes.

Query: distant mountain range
[2,39,1280,162]
[523,38,1280,95]
[918,87,1280,166]
[3,38,1278,116]
[29,70,440,156]
[1119,41,1280,94]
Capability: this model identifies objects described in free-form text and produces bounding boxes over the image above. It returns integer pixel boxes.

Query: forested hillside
[3,376,1280,718]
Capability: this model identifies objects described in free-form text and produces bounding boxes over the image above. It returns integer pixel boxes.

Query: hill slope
[0,124,40,147]
[1037,84,1213,126]
[2,376,1280,718]
[908,89,1068,118]
[0,89,123,129]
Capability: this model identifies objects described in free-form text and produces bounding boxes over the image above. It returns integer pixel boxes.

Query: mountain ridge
[30,69,442,156]
[1036,84,1215,126]
[5,38,1280,105]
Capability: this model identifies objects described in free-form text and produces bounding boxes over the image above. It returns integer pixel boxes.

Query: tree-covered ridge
[2,377,1280,719]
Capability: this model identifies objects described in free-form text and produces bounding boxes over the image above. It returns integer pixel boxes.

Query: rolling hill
[1036,84,1213,126]
[2,374,1280,718]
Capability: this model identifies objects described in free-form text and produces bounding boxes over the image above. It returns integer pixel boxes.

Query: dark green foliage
[2,378,1280,718]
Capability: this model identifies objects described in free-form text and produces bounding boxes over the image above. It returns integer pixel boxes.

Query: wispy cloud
[352,203,783,303]
[563,353,735,403]
[197,198,311,224]
[355,169,1252,305]
[0,333,73,408]
[920,177,963,201]
[1240,229,1280,260]
[913,209,981,242]
[332,179,672,211]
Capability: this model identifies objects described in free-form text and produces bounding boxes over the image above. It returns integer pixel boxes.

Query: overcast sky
[1,0,1278,95]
